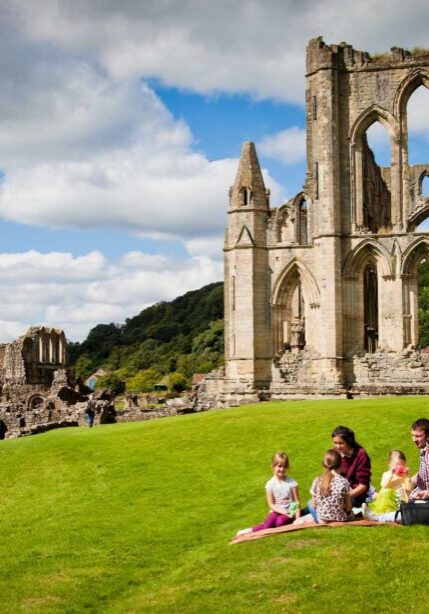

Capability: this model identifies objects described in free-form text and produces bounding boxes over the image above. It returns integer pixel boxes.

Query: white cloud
[0,0,428,342]
[0,250,106,282]
[407,86,429,138]
[6,0,429,104]
[0,249,222,343]
[259,127,306,166]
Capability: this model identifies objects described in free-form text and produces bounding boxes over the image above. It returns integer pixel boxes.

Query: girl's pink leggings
[252,511,293,532]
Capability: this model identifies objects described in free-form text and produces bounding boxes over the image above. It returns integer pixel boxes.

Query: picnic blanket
[230,518,400,544]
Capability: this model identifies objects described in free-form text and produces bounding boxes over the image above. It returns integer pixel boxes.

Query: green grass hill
[1,396,428,612]
[68,281,224,391]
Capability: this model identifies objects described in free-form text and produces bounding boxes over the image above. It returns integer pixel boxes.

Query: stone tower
[224,142,272,387]
[203,38,429,404]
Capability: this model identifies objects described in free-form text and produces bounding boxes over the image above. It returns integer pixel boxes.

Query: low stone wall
[347,347,429,395]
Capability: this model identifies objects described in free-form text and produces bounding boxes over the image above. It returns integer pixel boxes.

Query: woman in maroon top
[332,426,371,506]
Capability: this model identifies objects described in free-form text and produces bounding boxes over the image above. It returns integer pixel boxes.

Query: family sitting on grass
[236,418,429,536]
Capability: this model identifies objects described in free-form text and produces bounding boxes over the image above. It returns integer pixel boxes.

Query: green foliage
[167,371,187,392]
[69,282,224,391]
[418,260,429,347]
[0,397,429,612]
[95,373,126,395]
[74,355,94,380]
[192,319,224,354]
[126,368,159,393]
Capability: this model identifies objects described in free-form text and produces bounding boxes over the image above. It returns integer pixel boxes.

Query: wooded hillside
[69,281,224,392]
[68,261,429,393]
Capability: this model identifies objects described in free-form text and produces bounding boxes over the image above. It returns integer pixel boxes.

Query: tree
[418,260,429,347]
[126,369,159,393]
[74,355,94,379]
[168,372,187,393]
[95,373,125,396]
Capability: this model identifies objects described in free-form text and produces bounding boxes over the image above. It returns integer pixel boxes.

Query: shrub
[167,372,188,393]
[95,373,125,396]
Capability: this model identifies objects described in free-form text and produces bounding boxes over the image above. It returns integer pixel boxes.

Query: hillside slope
[69,281,224,390]
[0,397,428,612]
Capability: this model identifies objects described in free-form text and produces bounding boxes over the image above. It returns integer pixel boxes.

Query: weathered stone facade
[201,38,429,404]
[0,327,83,438]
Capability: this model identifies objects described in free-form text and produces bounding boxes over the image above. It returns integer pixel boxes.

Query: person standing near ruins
[85,395,96,428]
[331,426,371,507]
[409,418,429,500]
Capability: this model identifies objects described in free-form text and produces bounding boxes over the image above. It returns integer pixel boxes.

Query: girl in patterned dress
[236,451,301,536]
[310,449,353,523]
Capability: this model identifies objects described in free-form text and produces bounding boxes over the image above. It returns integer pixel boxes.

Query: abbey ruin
[201,37,429,404]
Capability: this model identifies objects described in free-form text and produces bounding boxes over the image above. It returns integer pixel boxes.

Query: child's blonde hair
[319,449,342,497]
[271,451,289,470]
[389,449,406,463]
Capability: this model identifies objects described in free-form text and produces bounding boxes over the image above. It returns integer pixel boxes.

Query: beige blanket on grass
[230,518,400,544]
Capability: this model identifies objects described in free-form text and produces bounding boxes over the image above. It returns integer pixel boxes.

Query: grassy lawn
[0,396,428,612]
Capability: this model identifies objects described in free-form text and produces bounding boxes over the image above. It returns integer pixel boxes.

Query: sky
[1,0,429,343]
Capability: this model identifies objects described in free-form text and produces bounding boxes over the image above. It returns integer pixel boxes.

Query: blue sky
[0,0,428,342]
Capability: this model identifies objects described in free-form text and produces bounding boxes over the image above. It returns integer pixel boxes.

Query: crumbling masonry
[200,38,429,404]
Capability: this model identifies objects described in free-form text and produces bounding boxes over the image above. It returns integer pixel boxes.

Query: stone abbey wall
[201,38,429,405]
[0,327,85,438]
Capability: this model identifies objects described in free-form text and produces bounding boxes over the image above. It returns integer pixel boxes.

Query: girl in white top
[236,452,300,536]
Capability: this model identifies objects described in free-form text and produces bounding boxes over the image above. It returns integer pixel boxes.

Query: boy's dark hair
[411,418,429,436]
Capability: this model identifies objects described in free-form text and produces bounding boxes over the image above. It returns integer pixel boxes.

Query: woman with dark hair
[331,425,371,507]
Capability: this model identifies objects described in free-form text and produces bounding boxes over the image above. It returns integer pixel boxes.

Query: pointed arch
[271,258,319,356]
[343,239,393,280]
[349,104,398,146]
[292,192,312,245]
[401,236,429,276]
[235,224,255,247]
[394,69,429,119]
[390,238,402,277]
[408,204,429,230]
[349,106,398,231]
[401,236,429,347]
[272,258,320,307]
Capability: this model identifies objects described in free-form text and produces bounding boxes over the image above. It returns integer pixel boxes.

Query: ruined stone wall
[0,344,6,369]
[362,135,391,232]
[219,38,429,405]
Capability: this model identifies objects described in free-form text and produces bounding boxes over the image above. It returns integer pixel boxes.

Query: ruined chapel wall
[4,341,26,383]
[0,344,6,369]
[307,38,429,236]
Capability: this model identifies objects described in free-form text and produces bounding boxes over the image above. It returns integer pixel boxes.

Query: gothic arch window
[297,198,308,245]
[363,264,378,353]
[422,175,429,197]
[405,86,429,231]
[343,244,388,357]
[407,85,429,165]
[349,107,397,233]
[273,266,307,355]
[361,121,392,233]
[401,239,429,346]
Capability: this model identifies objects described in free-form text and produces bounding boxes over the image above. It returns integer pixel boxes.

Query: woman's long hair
[319,449,342,497]
[331,425,361,450]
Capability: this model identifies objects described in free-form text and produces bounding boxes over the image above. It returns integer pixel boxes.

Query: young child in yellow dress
[363,449,412,523]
